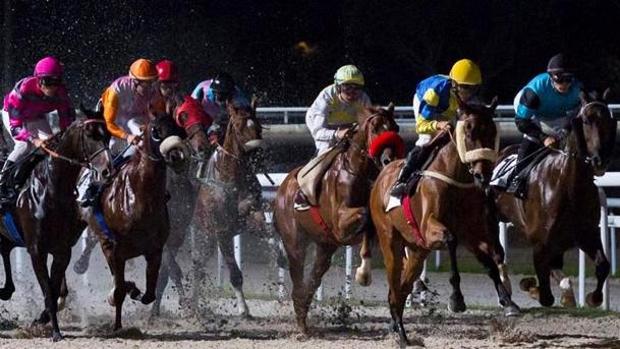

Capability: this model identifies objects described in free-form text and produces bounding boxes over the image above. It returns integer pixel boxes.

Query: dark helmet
[547,53,574,75]
[211,72,235,98]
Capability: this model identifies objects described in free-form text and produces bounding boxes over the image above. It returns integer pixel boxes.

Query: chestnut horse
[273,105,403,335]
[71,98,212,316]
[0,110,111,341]
[494,90,616,308]
[191,98,273,318]
[79,112,189,331]
[370,100,518,347]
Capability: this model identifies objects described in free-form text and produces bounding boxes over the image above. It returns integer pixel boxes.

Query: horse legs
[549,253,576,307]
[577,236,610,307]
[30,251,64,341]
[285,239,309,333]
[529,246,554,307]
[141,250,162,305]
[446,236,466,313]
[382,234,409,348]
[111,256,127,331]
[299,243,337,333]
[217,232,250,318]
[471,244,520,316]
[0,240,15,300]
[73,228,98,275]
[355,230,373,286]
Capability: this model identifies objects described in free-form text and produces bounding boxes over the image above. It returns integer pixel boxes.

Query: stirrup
[293,190,310,211]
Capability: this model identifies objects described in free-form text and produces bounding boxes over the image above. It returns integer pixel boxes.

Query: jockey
[506,53,583,197]
[390,59,482,196]
[191,72,250,142]
[0,56,75,206]
[156,59,183,112]
[305,64,372,155]
[100,58,163,156]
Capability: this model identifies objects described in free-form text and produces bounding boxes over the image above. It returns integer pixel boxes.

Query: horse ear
[603,88,613,102]
[580,90,591,105]
[386,102,395,113]
[250,95,258,111]
[489,96,499,111]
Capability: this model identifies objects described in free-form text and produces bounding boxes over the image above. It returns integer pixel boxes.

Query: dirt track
[0,244,619,348]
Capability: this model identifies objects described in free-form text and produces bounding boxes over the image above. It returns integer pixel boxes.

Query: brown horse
[190,98,272,318]
[0,110,111,341]
[273,105,402,335]
[79,111,189,331]
[71,98,212,317]
[369,100,517,347]
[494,90,616,308]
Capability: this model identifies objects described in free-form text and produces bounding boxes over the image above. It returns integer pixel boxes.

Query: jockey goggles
[551,73,574,84]
[39,76,62,87]
[340,83,362,92]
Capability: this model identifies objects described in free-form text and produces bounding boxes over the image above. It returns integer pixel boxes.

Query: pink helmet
[33,56,64,78]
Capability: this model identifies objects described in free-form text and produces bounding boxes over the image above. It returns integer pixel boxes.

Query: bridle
[39,118,111,170]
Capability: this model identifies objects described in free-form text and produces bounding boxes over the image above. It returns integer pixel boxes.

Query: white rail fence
[256,104,620,124]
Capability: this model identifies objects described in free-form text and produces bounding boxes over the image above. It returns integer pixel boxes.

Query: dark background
[2,0,620,108]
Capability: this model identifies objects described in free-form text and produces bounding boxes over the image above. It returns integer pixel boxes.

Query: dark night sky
[2,0,620,107]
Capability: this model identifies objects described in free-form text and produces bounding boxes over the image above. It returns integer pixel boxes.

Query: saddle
[296,145,344,207]
[493,148,552,198]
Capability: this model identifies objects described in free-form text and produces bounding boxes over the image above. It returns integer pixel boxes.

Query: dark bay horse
[273,105,403,335]
[494,90,616,308]
[191,98,271,318]
[79,112,189,331]
[369,100,518,347]
[0,110,111,341]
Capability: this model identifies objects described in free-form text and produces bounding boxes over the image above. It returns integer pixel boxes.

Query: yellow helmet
[449,59,482,85]
[334,65,364,86]
[129,58,158,81]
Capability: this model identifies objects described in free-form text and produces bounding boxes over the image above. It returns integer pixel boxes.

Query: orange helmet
[129,58,158,81]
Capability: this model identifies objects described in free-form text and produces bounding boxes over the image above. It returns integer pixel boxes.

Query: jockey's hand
[31,138,45,148]
[126,134,140,145]
[437,121,452,130]
[543,136,558,148]
[335,128,349,140]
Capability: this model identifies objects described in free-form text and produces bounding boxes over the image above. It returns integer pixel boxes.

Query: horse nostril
[101,169,110,178]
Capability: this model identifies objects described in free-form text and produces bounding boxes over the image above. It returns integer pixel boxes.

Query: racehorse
[493,90,616,308]
[273,105,403,335]
[0,109,111,341]
[79,110,189,331]
[190,97,274,318]
[369,99,518,347]
[71,97,212,317]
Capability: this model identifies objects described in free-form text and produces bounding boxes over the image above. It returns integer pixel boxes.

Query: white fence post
[234,234,242,270]
[499,222,508,263]
[345,246,353,300]
[598,188,610,310]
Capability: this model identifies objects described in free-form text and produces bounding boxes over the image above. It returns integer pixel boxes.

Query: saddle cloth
[296,145,342,206]
[490,154,517,189]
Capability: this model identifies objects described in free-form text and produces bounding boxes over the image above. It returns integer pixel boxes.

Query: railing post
[499,222,508,263]
[345,246,353,300]
[598,188,610,310]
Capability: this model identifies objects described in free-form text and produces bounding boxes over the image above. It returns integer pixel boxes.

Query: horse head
[352,103,404,169]
[574,89,617,176]
[146,107,190,173]
[63,105,113,180]
[455,97,499,187]
[172,96,211,160]
[221,96,266,173]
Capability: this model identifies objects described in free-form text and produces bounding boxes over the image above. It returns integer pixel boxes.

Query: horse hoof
[539,293,555,307]
[141,293,156,305]
[355,268,372,287]
[586,292,603,308]
[519,277,537,292]
[129,288,142,300]
[448,294,466,313]
[561,291,577,308]
[52,331,64,342]
[0,286,15,300]
[73,259,89,275]
[503,303,521,317]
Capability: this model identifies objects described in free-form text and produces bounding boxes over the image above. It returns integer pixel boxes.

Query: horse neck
[343,130,372,174]
[46,139,82,196]
[427,142,472,182]
[129,143,168,194]
[559,130,593,183]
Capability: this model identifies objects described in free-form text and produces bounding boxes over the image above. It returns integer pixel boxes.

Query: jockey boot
[0,160,17,207]
[390,146,422,197]
[13,153,46,189]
